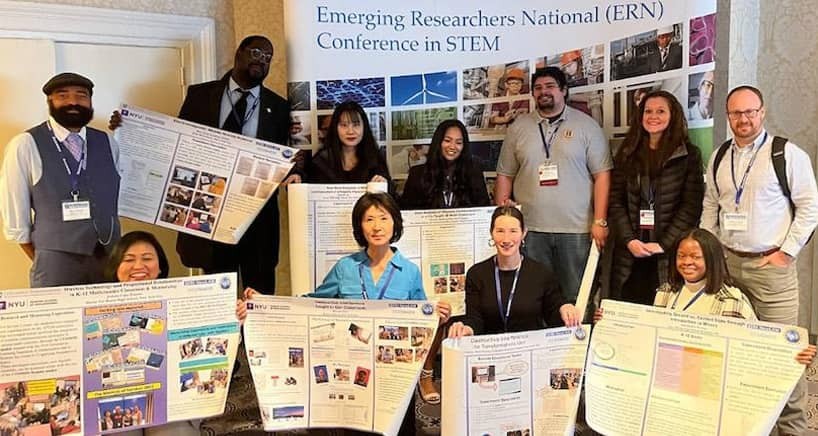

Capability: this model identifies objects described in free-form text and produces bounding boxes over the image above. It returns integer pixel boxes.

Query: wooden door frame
[0,0,216,85]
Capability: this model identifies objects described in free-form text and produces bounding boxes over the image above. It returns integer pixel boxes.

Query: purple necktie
[64,133,84,163]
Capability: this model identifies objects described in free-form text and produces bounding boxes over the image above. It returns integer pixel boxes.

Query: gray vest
[29,122,121,255]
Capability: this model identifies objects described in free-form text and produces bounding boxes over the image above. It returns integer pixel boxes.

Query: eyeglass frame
[726,107,762,120]
[246,47,273,63]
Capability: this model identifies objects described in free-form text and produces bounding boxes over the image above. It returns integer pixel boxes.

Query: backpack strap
[771,136,793,213]
[711,139,732,196]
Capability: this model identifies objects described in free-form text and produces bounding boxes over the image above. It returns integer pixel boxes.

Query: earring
[521,240,526,247]
[488,239,495,247]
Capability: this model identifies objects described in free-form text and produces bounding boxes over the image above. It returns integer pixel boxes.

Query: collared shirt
[308,248,426,301]
[219,77,261,138]
[496,105,612,233]
[701,129,818,256]
[653,282,757,320]
[0,117,120,243]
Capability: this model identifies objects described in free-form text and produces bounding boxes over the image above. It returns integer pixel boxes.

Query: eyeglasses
[246,48,273,63]
[726,108,762,120]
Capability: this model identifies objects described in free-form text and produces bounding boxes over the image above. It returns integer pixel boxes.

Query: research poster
[284,0,717,175]
[288,183,495,315]
[0,274,240,436]
[115,104,298,244]
[586,300,808,436]
[442,326,591,436]
[243,295,439,434]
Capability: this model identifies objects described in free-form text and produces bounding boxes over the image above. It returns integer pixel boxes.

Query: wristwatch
[593,218,608,228]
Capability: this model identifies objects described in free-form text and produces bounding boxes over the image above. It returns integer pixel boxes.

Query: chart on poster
[243,296,439,434]
[115,104,298,244]
[0,274,240,436]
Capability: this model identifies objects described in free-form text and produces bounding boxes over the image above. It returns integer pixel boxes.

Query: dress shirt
[701,129,818,256]
[0,117,120,243]
[219,77,260,138]
[308,248,426,301]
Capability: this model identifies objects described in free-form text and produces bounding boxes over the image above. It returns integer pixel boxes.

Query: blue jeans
[524,232,591,302]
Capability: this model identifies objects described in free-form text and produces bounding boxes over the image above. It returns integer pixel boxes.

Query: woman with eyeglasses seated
[595,228,817,365]
[448,206,581,339]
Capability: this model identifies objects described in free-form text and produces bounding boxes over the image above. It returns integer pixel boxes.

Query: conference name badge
[62,199,91,221]
[639,209,655,229]
[723,212,749,231]
[538,163,558,186]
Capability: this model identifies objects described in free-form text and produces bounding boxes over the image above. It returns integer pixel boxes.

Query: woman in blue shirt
[309,191,450,436]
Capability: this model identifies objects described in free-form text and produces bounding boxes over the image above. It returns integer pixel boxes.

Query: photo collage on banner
[284,2,717,188]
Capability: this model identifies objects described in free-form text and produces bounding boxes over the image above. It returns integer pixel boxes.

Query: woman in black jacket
[399,119,490,209]
[608,90,704,304]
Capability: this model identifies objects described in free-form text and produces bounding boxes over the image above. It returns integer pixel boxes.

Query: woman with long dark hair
[400,119,489,209]
[306,101,390,187]
[608,90,704,304]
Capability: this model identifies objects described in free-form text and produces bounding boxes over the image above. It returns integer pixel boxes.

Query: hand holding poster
[115,104,298,244]
[442,326,590,436]
[0,274,240,435]
[243,295,439,434]
[586,300,807,436]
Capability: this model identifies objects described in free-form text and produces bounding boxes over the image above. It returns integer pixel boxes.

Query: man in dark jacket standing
[175,35,296,294]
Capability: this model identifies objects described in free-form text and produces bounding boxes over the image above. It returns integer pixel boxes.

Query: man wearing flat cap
[0,72,120,287]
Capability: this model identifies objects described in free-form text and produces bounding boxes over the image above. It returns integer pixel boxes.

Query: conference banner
[586,300,808,436]
[0,274,240,436]
[242,295,439,434]
[441,326,591,436]
[115,104,298,244]
[284,0,717,176]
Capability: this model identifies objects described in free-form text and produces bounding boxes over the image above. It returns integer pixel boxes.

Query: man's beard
[49,102,94,129]
[537,96,555,112]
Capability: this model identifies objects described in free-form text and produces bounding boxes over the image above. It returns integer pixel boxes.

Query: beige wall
[727,0,818,332]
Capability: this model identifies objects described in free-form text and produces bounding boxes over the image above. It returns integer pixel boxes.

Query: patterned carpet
[203,341,818,435]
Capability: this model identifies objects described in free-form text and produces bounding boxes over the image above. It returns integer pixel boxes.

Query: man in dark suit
[175,35,299,294]
[647,25,682,73]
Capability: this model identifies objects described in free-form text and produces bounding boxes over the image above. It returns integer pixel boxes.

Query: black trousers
[176,193,280,294]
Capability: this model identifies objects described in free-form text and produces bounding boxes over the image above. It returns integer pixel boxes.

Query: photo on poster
[332,365,350,382]
[470,140,503,172]
[272,405,305,421]
[313,365,329,383]
[241,177,260,196]
[610,23,683,81]
[376,345,395,363]
[411,327,434,347]
[690,13,716,66]
[185,212,215,234]
[288,81,311,111]
[354,367,371,387]
[190,192,221,214]
[165,185,194,207]
[0,377,82,435]
[391,71,457,106]
[462,66,490,100]
[378,325,408,340]
[395,348,414,363]
[236,156,254,176]
[289,113,312,146]
[197,172,227,195]
[159,204,187,226]
[392,107,457,140]
[471,365,496,383]
[170,166,199,189]
[544,45,605,87]
[433,277,448,294]
[289,347,305,367]
[97,393,151,431]
[254,162,272,180]
[449,275,465,293]
[568,89,604,127]
[316,77,385,109]
[389,143,429,176]
[348,323,371,344]
[487,99,530,131]
[688,70,715,121]
[549,368,582,390]
[311,323,335,343]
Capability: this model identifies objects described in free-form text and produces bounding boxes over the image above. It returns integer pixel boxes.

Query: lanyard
[47,121,85,199]
[358,263,396,300]
[494,255,523,330]
[730,132,767,208]
[671,287,707,311]
[537,119,562,160]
